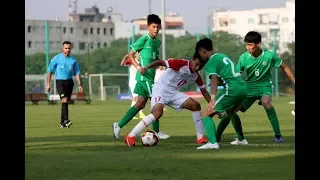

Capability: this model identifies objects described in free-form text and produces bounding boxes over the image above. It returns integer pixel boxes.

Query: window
[103,28,107,35]
[70,27,73,34]
[27,26,31,33]
[28,41,32,48]
[248,18,254,24]
[103,42,107,47]
[63,27,66,33]
[83,28,87,35]
[110,28,113,35]
[259,14,268,24]
[97,42,100,48]
[97,28,100,34]
[90,28,93,34]
[78,42,86,50]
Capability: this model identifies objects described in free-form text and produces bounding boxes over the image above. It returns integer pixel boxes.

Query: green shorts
[215,86,247,113]
[133,80,154,98]
[240,85,273,112]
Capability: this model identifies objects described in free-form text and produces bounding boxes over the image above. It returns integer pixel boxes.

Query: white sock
[130,100,136,107]
[192,111,204,139]
[129,114,156,137]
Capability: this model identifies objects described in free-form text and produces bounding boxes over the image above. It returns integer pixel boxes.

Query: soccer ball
[140,130,159,146]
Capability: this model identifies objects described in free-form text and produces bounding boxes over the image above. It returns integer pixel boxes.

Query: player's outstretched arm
[120,54,128,66]
[200,88,211,103]
[128,50,140,70]
[280,62,295,84]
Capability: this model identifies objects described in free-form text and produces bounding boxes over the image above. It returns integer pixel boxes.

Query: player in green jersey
[112,14,170,140]
[195,38,248,150]
[216,31,295,144]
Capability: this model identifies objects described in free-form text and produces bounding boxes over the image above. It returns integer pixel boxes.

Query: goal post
[88,73,129,101]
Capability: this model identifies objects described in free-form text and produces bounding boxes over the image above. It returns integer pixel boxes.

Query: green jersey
[205,53,244,90]
[130,34,161,81]
[237,50,282,86]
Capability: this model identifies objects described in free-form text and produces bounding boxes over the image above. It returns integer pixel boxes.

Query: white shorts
[151,85,190,112]
[129,80,138,97]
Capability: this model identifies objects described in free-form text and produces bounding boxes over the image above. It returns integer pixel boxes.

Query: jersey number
[223,57,241,77]
[255,69,260,76]
[154,96,161,103]
[177,79,187,87]
[152,52,156,60]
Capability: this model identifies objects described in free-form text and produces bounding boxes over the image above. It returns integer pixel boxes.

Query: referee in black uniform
[46,41,83,128]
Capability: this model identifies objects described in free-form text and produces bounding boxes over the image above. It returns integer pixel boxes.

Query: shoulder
[139,34,149,41]
[155,37,161,44]
[52,53,62,61]
[262,49,275,57]
[239,52,250,60]
[69,55,77,61]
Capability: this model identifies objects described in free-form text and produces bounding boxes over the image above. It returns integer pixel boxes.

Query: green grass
[25,96,295,180]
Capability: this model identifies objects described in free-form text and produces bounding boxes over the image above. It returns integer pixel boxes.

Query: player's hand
[208,99,215,109]
[140,67,148,75]
[78,85,83,93]
[46,84,50,93]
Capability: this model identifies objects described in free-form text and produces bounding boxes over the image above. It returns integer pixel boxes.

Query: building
[207,0,295,53]
[131,12,186,37]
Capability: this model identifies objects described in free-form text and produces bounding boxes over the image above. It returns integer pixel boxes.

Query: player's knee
[237,105,245,113]
[61,97,68,103]
[151,106,164,119]
[261,97,272,108]
[191,101,201,111]
[134,101,146,110]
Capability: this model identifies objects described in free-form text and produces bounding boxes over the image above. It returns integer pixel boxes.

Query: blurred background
[25,0,295,102]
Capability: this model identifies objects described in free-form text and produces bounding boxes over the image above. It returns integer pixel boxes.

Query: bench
[69,92,91,104]
[25,93,56,105]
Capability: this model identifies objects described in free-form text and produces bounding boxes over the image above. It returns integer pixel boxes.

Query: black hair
[195,38,213,52]
[147,14,161,26]
[193,52,206,65]
[62,41,72,45]
[244,31,261,44]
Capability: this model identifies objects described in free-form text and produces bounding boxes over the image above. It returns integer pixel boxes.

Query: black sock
[61,102,69,123]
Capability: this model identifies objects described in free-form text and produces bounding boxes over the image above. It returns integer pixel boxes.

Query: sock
[152,119,160,133]
[202,116,217,144]
[130,100,135,107]
[129,114,156,137]
[230,112,245,141]
[118,106,139,128]
[61,102,68,123]
[266,107,282,137]
[192,111,204,139]
[216,115,231,141]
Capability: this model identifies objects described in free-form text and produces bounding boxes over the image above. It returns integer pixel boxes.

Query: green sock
[216,115,231,141]
[152,119,160,133]
[266,107,282,137]
[118,106,139,128]
[202,116,217,144]
[230,112,245,141]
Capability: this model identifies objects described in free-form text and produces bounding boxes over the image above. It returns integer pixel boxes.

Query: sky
[25,0,287,34]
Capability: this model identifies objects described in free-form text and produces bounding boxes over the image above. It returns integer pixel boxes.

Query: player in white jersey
[124,53,212,147]
[120,53,146,119]
[154,66,166,82]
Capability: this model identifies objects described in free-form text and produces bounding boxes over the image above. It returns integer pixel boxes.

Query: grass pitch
[25,96,295,180]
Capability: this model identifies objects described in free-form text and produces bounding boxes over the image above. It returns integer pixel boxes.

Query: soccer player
[195,38,248,150]
[216,31,295,143]
[112,14,170,140]
[46,41,83,128]
[124,53,211,147]
[120,53,146,119]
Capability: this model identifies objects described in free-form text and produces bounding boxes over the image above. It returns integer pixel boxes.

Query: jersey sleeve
[130,36,147,52]
[271,52,283,68]
[164,59,189,71]
[73,60,81,76]
[195,72,205,88]
[47,55,58,73]
[205,61,217,78]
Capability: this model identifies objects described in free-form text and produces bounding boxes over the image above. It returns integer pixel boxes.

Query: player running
[195,38,248,150]
[215,31,295,144]
[124,53,211,147]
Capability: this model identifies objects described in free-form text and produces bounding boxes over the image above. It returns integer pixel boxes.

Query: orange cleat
[124,134,136,147]
[196,136,209,144]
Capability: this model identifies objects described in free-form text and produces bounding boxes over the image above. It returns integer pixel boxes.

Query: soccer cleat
[132,116,139,120]
[124,134,135,147]
[197,142,219,150]
[60,123,67,128]
[64,120,72,128]
[196,136,209,144]
[230,138,249,145]
[139,113,146,119]
[291,110,295,117]
[158,132,170,139]
[112,122,121,139]
[274,136,284,143]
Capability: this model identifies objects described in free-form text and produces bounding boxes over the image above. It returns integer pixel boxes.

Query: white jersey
[154,68,165,82]
[154,59,205,91]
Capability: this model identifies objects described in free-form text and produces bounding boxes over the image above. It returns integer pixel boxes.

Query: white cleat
[197,142,219,150]
[158,132,170,139]
[230,138,248,145]
[291,110,295,117]
[112,122,121,139]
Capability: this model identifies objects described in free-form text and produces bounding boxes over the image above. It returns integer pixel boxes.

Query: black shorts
[56,79,74,100]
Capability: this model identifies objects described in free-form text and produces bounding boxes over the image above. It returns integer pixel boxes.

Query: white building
[208,0,295,53]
